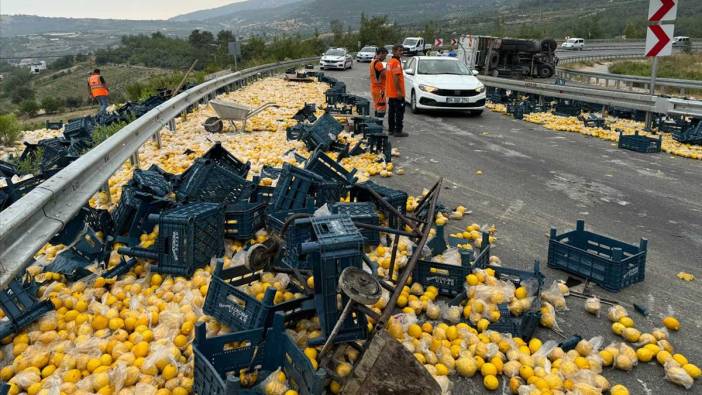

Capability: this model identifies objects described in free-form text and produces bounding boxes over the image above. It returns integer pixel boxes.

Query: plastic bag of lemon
[518,112,702,160]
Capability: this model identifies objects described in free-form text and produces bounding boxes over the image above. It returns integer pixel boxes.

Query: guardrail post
[101,182,111,204]
[153,130,162,149]
[167,119,176,132]
[130,152,140,169]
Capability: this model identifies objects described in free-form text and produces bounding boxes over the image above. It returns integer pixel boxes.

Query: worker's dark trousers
[387,98,405,135]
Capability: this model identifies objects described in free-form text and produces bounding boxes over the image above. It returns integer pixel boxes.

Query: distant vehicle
[402,37,432,56]
[457,35,558,78]
[672,36,690,47]
[356,46,377,62]
[561,38,585,50]
[384,45,394,53]
[319,48,353,70]
[402,56,485,115]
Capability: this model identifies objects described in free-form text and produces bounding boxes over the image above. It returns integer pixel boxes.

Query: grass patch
[0,114,23,146]
[609,54,702,80]
[92,121,129,146]
[16,147,43,175]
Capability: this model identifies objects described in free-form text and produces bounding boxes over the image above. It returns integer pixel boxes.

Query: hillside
[170,0,304,22]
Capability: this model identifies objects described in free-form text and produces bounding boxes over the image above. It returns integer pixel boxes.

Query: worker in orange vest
[87,69,110,114]
[369,47,388,117]
[385,45,407,137]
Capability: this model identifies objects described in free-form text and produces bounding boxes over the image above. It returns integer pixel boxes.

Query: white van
[561,38,585,50]
[672,36,690,47]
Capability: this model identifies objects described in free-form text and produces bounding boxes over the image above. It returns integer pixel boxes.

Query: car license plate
[447,97,471,104]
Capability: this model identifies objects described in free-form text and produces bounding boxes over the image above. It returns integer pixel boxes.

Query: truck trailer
[456,35,558,78]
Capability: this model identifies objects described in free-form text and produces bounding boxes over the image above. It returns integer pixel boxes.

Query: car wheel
[410,91,421,114]
[348,60,353,69]
[469,110,483,117]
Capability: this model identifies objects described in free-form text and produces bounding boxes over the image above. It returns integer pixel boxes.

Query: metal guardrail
[478,75,702,117]
[0,57,319,286]
[557,52,702,94]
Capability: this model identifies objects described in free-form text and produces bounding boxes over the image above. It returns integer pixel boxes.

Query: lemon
[63,369,81,383]
[657,350,672,365]
[619,316,634,328]
[174,334,188,348]
[466,274,479,286]
[520,365,534,380]
[483,374,499,391]
[636,348,654,362]
[150,274,163,287]
[672,353,688,366]
[407,324,422,339]
[514,286,528,299]
[611,322,625,335]
[662,316,680,331]
[610,384,629,395]
[435,363,449,376]
[481,362,497,377]
[329,380,341,394]
[92,315,109,330]
[528,338,542,354]
[336,362,352,378]
[682,363,701,379]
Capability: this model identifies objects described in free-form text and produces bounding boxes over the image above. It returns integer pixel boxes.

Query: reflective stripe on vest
[89,74,109,97]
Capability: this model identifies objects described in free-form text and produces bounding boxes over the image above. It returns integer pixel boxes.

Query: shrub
[41,96,64,114]
[19,100,40,116]
[0,113,23,146]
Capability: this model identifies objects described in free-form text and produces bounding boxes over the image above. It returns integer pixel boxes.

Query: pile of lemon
[519,112,702,160]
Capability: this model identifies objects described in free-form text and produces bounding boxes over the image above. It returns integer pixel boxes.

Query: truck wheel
[538,65,554,78]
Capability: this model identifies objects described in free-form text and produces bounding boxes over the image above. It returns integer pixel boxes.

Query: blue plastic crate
[618,130,662,153]
[296,216,367,345]
[120,203,224,276]
[350,181,408,228]
[111,186,172,245]
[201,142,251,178]
[224,201,267,241]
[488,300,542,341]
[672,121,702,145]
[283,218,316,270]
[176,159,256,204]
[252,184,276,204]
[329,202,380,246]
[300,113,344,151]
[193,312,326,395]
[266,204,316,234]
[304,148,358,187]
[414,232,491,297]
[548,220,647,292]
[63,116,95,141]
[0,278,54,339]
[204,261,314,332]
[130,166,172,197]
[367,134,392,162]
[269,164,326,212]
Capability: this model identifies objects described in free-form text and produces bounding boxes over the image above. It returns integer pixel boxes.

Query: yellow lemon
[662,316,680,331]
[483,375,499,391]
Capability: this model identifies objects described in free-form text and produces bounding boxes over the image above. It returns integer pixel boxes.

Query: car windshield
[403,38,418,46]
[417,59,471,75]
[360,47,376,53]
[325,49,345,56]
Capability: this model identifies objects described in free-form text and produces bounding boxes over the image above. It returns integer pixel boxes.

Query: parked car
[672,36,690,47]
[402,37,432,56]
[561,38,585,50]
[356,46,377,62]
[320,48,353,70]
[402,56,485,115]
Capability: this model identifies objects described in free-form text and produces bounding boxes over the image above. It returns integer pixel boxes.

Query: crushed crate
[46,228,110,281]
[176,158,256,204]
[129,165,173,197]
[617,130,662,153]
[266,204,316,235]
[610,107,646,122]
[224,201,267,240]
[200,142,251,177]
[329,202,380,246]
[414,232,491,297]
[0,170,57,211]
[45,120,63,130]
[112,186,172,245]
[298,215,367,345]
[63,116,95,141]
[304,148,358,187]
[548,220,647,292]
[672,120,702,145]
[553,100,582,117]
[119,203,225,276]
[204,260,313,332]
[0,277,54,339]
[300,112,344,151]
[193,312,326,395]
[252,184,276,204]
[268,164,329,212]
[286,123,307,140]
[367,133,392,161]
[292,103,318,123]
[350,181,408,228]
[260,166,283,181]
[102,257,137,279]
[579,113,608,129]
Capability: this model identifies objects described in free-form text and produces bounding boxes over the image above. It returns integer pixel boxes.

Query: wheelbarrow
[203,99,278,133]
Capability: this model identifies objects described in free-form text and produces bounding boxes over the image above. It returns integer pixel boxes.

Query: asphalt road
[325,64,702,394]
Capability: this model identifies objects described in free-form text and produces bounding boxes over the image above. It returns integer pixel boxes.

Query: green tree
[189,30,215,48]
[41,96,64,114]
[622,22,644,39]
[0,114,22,146]
[358,15,396,47]
[3,68,35,104]
[50,55,75,70]
[19,99,39,116]
[330,20,345,46]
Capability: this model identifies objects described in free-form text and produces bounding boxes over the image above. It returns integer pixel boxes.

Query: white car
[561,38,585,50]
[320,48,353,70]
[403,57,485,115]
[672,36,690,47]
[356,46,377,62]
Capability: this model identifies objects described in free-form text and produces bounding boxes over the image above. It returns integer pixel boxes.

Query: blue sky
[1,0,242,20]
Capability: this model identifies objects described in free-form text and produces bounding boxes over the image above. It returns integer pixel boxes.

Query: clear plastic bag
[664,360,694,389]
[539,302,560,330]
[540,281,567,311]
[261,368,289,395]
[584,296,601,317]
[440,303,462,323]
[607,305,628,322]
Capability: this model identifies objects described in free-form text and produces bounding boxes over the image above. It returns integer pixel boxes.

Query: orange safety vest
[88,74,109,97]
[370,59,385,89]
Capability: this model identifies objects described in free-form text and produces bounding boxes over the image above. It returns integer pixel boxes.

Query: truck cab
[403,37,431,56]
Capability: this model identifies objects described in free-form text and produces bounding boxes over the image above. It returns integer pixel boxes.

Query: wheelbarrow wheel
[203,117,224,133]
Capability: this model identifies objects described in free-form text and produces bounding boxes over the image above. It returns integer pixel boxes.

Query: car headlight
[475,85,485,93]
[419,84,439,93]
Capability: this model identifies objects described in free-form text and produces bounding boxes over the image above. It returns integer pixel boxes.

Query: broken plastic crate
[112,186,172,245]
[129,165,173,197]
[350,181,408,228]
[0,278,54,339]
[329,202,380,246]
[200,142,251,177]
[617,130,662,153]
[300,112,344,151]
[176,158,256,204]
[119,203,225,276]
[547,220,647,292]
[298,215,367,345]
[203,260,313,332]
[304,148,358,187]
[63,116,95,141]
[268,163,332,213]
[672,121,702,145]
[224,201,267,240]
[487,261,544,340]
[266,202,316,235]
[193,312,325,395]
[414,232,491,297]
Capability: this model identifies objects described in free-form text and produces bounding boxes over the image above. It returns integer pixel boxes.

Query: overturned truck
[458,35,558,78]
